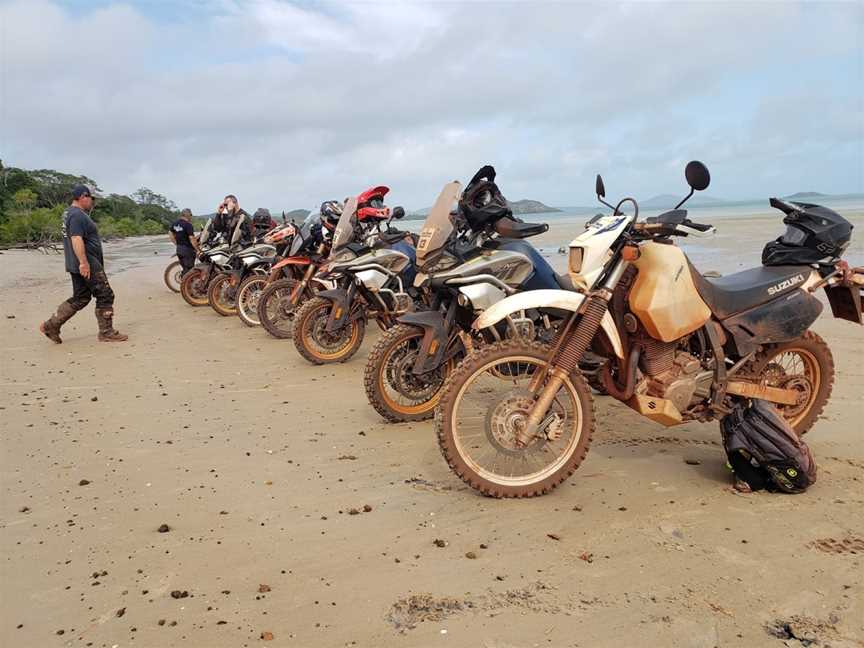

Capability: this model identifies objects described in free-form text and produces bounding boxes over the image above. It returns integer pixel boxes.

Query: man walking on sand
[39,185,128,343]
[170,208,199,276]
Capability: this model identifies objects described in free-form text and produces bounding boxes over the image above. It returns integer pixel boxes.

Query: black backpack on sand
[720,399,817,493]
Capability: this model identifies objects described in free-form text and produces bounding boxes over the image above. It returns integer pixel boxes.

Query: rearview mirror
[392,206,405,220]
[685,161,710,191]
[595,174,606,198]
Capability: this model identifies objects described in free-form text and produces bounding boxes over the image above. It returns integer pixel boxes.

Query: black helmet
[762,199,853,266]
[253,208,273,226]
[459,165,511,232]
[320,200,343,231]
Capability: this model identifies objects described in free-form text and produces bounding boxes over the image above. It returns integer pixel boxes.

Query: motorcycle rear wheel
[236,275,268,327]
[164,260,182,293]
[364,323,456,422]
[292,296,365,365]
[745,330,834,435]
[208,274,238,316]
[257,278,304,339]
[180,269,209,307]
[435,339,595,498]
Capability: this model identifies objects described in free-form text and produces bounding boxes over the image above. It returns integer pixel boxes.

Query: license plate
[826,284,862,324]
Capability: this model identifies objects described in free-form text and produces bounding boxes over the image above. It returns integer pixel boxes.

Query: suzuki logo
[767,274,804,296]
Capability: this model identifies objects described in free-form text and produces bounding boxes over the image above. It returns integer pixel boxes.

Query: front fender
[474,289,624,359]
[397,311,451,374]
[317,288,351,332]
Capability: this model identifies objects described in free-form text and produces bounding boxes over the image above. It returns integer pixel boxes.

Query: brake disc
[483,388,547,455]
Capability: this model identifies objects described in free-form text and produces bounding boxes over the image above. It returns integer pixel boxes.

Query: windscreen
[289,210,320,256]
[330,197,358,257]
[416,181,462,266]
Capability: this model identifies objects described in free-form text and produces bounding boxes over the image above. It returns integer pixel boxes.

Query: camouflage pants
[67,266,115,312]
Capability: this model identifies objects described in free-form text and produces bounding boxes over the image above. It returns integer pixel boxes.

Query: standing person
[216,194,253,247]
[169,208,199,275]
[39,185,128,343]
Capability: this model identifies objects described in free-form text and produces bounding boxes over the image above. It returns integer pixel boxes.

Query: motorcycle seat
[689,263,810,320]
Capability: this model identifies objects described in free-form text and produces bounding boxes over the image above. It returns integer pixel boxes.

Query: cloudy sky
[1,0,862,212]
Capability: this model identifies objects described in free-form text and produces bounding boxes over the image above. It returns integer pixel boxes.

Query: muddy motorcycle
[180,239,231,307]
[363,174,562,423]
[207,239,281,317]
[234,223,298,326]
[256,212,335,337]
[292,197,416,365]
[436,161,861,498]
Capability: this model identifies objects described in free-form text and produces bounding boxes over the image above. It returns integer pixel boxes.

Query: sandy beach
[1,230,863,648]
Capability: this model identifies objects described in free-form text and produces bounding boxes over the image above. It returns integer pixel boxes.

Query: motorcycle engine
[644,351,704,412]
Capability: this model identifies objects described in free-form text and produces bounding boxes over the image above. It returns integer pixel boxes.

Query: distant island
[783,192,827,200]
[508,199,562,215]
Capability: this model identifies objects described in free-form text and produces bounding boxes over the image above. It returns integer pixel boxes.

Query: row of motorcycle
[163,163,862,498]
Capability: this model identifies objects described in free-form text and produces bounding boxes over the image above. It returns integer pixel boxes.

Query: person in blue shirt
[169,208,200,275]
[39,185,128,343]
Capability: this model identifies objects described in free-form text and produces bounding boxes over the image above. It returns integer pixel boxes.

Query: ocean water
[525,196,864,274]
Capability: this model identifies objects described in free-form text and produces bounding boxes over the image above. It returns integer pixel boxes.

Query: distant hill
[783,192,827,200]
[509,199,562,214]
[283,208,311,222]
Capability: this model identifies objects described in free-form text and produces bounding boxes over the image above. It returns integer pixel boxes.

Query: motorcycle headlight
[568,247,584,274]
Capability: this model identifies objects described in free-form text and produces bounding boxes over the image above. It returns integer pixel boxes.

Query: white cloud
[0,0,860,212]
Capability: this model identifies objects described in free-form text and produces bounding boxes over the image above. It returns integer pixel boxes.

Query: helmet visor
[780,225,808,246]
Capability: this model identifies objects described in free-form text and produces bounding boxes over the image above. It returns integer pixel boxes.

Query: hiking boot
[40,301,78,344]
[95,308,128,342]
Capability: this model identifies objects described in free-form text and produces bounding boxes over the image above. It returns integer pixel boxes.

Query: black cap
[71,184,93,199]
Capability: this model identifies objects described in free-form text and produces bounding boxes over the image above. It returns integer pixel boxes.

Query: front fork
[289,243,327,303]
[517,260,630,446]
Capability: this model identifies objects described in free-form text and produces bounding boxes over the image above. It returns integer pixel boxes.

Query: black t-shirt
[171,219,195,248]
[62,206,104,274]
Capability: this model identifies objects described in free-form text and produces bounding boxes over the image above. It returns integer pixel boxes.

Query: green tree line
[0,160,189,247]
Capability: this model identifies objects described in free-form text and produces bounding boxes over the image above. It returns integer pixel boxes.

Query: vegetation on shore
[0,161,188,249]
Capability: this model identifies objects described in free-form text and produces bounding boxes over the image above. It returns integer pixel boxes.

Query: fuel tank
[433,249,533,287]
[629,242,711,342]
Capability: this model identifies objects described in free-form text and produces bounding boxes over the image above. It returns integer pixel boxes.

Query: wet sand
[1,229,863,648]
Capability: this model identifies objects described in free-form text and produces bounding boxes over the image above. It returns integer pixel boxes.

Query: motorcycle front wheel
[208,274,238,317]
[236,275,268,327]
[435,339,595,498]
[292,297,365,365]
[180,269,209,307]
[257,278,304,339]
[164,260,182,293]
[364,324,456,423]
